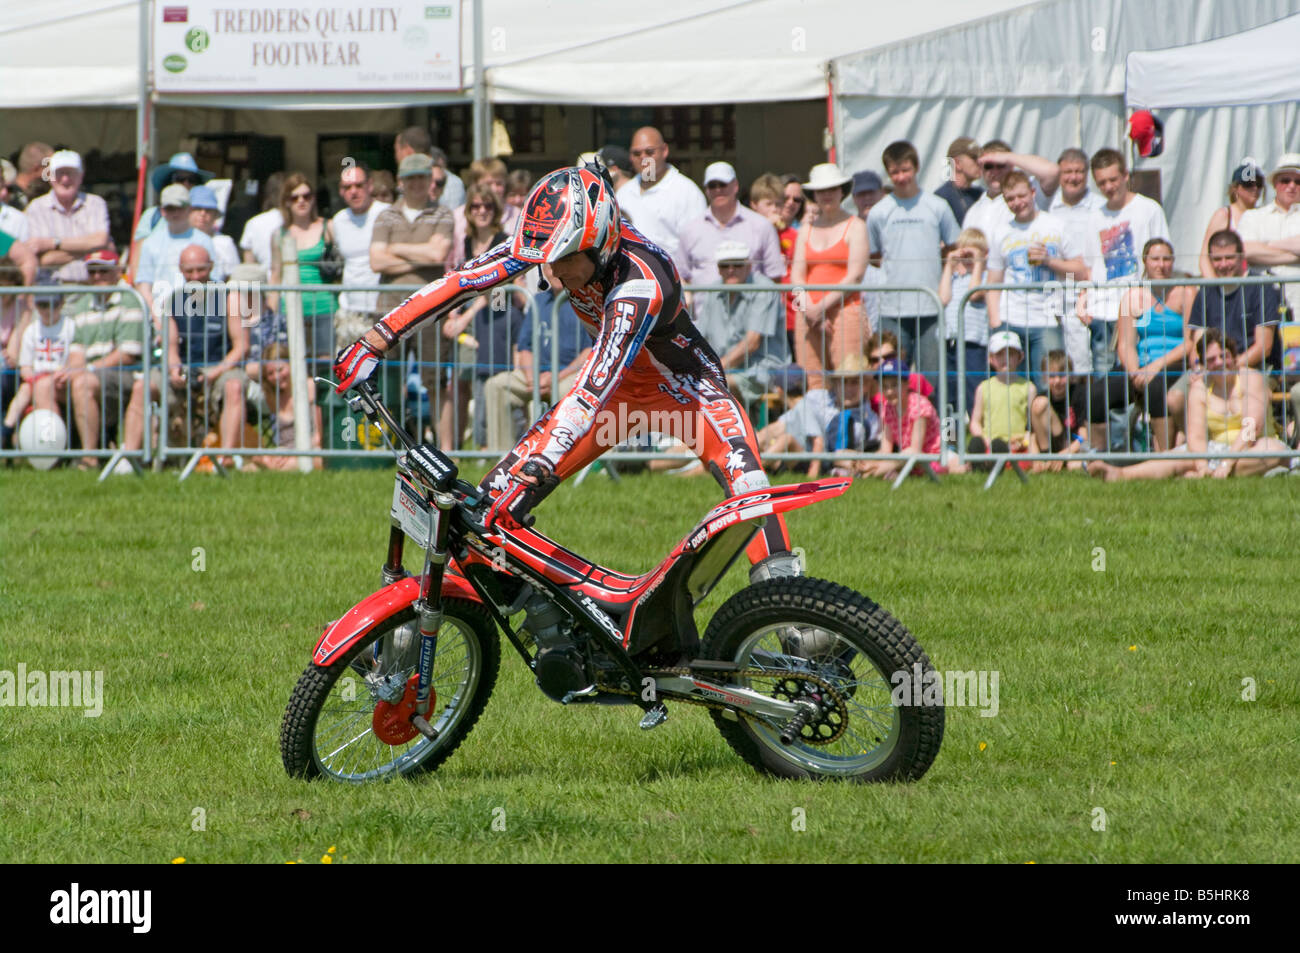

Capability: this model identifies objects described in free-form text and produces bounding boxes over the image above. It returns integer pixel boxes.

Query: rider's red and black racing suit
[358,220,791,565]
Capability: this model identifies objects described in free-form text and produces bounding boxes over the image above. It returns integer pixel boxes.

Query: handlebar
[342,378,491,527]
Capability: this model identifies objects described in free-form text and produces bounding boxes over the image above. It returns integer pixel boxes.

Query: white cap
[159,183,191,208]
[702,161,737,186]
[987,330,1023,354]
[714,240,751,264]
[49,150,82,173]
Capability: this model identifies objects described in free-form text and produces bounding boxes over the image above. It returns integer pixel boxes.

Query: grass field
[2,465,1297,863]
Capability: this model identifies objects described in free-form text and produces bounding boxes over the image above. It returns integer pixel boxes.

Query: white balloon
[17,409,68,470]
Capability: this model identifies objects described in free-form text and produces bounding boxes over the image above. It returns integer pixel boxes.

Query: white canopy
[831,0,1300,270]
[4,0,1042,109]
[1126,13,1300,109]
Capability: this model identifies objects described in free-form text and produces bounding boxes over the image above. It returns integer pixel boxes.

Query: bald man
[121,244,248,463]
[614,126,706,277]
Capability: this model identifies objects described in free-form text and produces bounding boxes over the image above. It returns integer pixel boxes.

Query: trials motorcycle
[280,380,943,783]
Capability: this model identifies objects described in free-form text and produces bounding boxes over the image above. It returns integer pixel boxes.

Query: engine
[523,594,590,702]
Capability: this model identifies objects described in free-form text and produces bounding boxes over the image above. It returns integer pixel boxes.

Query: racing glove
[334,339,383,394]
[484,458,560,530]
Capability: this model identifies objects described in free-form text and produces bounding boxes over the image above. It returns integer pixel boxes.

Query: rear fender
[311,573,481,667]
[675,478,851,561]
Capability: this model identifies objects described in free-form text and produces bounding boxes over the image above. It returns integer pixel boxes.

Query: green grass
[1,466,1297,863]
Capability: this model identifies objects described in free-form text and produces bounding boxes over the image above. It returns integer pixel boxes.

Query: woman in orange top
[791,164,869,390]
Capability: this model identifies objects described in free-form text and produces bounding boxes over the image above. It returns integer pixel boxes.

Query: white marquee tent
[3,0,1039,110]
[830,0,1300,264]
[1125,14,1300,264]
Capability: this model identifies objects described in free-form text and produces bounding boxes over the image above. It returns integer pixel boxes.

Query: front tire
[702,577,943,782]
[280,599,499,782]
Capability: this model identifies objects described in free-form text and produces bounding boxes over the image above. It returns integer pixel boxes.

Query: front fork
[394,489,457,738]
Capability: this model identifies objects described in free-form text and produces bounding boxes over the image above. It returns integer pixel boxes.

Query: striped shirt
[23,191,111,283]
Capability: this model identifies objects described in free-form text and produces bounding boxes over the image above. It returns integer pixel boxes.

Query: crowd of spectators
[2,125,1298,479]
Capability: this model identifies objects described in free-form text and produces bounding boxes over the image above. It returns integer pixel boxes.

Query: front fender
[311,573,481,667]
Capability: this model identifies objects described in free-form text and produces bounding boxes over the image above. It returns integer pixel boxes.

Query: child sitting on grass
[967,330,1035,468]
[1029,349,1088,472]
[242,342,323,471]
[815,352,879,478]
[3,294,75,449]
[859,357,951,479]
[756,384,838,474]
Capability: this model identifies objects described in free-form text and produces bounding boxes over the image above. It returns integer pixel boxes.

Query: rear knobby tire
[702,577,943,782]
[280,599,499,782]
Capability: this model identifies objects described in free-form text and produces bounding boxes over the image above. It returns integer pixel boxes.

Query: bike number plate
[391,475,433,544]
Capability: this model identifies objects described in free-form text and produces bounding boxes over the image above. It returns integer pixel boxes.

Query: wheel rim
[732,621,901,777]
[311,615,482,782]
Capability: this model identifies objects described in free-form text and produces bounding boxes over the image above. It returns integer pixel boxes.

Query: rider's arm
[362,242,523,353]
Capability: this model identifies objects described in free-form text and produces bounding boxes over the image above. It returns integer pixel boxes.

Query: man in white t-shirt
[986,172,1089,393]
[1048,147,1107,375]
[1239,152,1300,319]
[239,172,286,270]
[614,127,706,277]
[330,162,391,350]
[1085,147,1170,377]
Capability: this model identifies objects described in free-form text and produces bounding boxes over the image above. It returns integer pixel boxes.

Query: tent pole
[825,67,836,163]
[472,0,489,159]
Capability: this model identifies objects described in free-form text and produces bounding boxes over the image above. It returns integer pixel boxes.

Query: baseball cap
[398,153,434,178]
[1128,110,1165,158]
[159,184,191,207]
[597,144,632,175]
[876,358,908,378]
[228,263,267,287]
[703,161,737,186]
[852,170,883,194]
[988,330,1023,354]
[50,150,83,173]
[188,184,220,210]
[1232,161,1266,186]
[85,248,120,269]
[714,240,751,264]
[947,137,980,160]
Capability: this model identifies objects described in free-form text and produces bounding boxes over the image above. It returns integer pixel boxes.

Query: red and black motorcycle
[281,380,943,783]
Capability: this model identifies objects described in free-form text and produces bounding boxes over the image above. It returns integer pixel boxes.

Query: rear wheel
[702,577,943,782]
[280,599,499,782]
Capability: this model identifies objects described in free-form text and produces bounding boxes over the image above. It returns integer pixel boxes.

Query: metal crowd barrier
[14,273,1291,489]
[0,285,152,479]
[955,274,1299,486]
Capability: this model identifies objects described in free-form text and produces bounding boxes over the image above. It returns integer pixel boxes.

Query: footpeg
[639,703,668,730]
[411,714,439,740]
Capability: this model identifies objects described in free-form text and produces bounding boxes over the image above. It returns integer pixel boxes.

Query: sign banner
[154,2,461,93]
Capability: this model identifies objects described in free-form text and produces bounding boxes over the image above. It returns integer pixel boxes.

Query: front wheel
[702,577,943,782]
[280,599,500,782]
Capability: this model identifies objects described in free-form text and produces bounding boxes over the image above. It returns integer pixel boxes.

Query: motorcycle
[280,379,944,783]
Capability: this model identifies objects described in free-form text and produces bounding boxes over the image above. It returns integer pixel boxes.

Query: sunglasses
[718,262,747,270]
[173,175,200,186]
[468,203,494,212]
[868,351,895,363]
[705,181,731,190]
[290,191,313,201]
[431,176,447,188]
[1275,176,1300,187]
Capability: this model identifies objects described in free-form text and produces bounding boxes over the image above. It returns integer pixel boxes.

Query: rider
[335,162,798,580]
